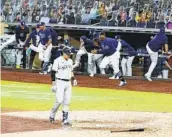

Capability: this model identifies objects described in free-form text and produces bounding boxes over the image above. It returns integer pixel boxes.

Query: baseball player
[49,47,77,126]
[92,32,127,86]
[157,52,172,79]
[115,35,137,76]
[73,36,104,77]
[38,22,53,74]
[25,24,40,69]
[145,28,168,81]
[15,21,29,68]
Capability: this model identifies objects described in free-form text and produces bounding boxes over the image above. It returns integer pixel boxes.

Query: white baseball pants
[145,44,158,77]
[50,80,72,118]
[16,40,25,66]
[121,56,135,76]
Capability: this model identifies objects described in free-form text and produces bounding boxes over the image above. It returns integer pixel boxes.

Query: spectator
[146,13,156,28]
[117,6,124,21]
[99,13,108,26]
[118,12,127,27]
[98,2,107,16]
[81,7,91,25]
[90,1,98,22]
[156,13,165,28]
[40,13,50,25]
[108,12,118,26]
[112,1,120,11]
[66,12,75,24]
[136,13,146,28]
[127,12,137,27]
[75,11,82,24]
[14,12,21,22]
[49,11,58,24]
[167,14,172,29]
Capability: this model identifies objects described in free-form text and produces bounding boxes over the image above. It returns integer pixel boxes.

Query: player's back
[149,34,168,52]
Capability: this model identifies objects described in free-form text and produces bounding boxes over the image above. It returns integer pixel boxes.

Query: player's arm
[15,27,20,43]
[25,27,30,43]
[46,30,52,47]
[24,33,32,48]
[51,60,58,82]
[163,36,168,53]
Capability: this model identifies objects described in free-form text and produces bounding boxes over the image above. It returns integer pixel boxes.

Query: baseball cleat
[89,74,94,77]
[49,117,55,124]
[119,80,127,86]
[144,74,152,81]
[39,71,48,75]
[109,76,115,79]
[62,120,72,126]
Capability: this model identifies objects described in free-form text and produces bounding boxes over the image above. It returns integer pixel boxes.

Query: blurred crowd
[1,0,172,29]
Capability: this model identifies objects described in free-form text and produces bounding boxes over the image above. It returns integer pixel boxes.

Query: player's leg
[145,45,158,81]
[49,80,65,123]
[87,53,95,77]
[73,47,87,68]
[42,44,53,74]
[62,82,72,125]
[110,52,126,86]
[94,54,105,74]
[126,56,135,76]
[162,69,169,79]
[29,50,37,69]
[99,56,110,75]
[121,57,127,76]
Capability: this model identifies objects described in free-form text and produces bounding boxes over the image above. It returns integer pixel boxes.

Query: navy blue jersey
[15,25,29,43]
[148,33,168,52]
[121,40,137,56]
[25,30,39,47]
[47,27,58,45]
[39,28,52,45]
[83,38,99,53]
[97,38,118,56]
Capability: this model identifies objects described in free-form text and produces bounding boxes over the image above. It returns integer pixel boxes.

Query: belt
[57,78,70,82]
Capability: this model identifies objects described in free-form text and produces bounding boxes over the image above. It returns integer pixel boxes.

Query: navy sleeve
[15,26,20,43]
[24,33,32,47]
[97,44,112,54]
[25,26,29,34]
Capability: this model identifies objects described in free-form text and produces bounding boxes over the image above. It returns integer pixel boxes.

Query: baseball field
[1,69,172,137]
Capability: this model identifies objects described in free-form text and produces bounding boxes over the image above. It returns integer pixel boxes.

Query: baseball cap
[20,21,25,26]
[63,47,72,56]
[80,36,87,41]
[99,31,106,36]
[40,22,45,26]
[36,23,40,28]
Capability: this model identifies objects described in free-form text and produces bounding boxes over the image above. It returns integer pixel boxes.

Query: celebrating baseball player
[25,24,40,69]
[115,35,137,76]
[37,22,53,74]
[49,47,77,126]
[92,32,127,86]
[145,28,168,81]
[15,21,29,69]
[73,36,104,77]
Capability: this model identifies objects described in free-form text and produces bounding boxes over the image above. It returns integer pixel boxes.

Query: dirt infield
[1,69,172,93]
[1,115,60,134]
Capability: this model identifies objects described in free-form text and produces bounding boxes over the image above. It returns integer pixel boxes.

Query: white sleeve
[52,59,59,72]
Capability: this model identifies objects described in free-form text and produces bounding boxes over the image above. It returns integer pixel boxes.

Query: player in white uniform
[49,47,77,126]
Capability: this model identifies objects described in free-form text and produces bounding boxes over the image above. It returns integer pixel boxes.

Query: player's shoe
[89,74,94,77]
[16,65,20,69]
[39,71,48,75]
[62,120,72,126]
[109,76,115,79]
[119,80,127,86]
[49,117,55,124]
[144,74,152,81]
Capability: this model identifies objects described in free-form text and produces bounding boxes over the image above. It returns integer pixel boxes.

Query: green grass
[1,80,172,112]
